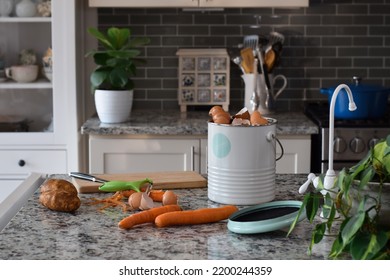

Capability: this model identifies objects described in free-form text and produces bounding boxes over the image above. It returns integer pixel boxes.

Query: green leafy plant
[86,27,150,91]
[288,135,390,259]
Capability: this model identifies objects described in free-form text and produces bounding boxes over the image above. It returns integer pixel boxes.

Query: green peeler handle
[98,178,153,192]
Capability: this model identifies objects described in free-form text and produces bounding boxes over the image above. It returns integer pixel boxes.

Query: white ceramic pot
[94,89,133,123]
[0,0,13,17]
[15,0,36,17]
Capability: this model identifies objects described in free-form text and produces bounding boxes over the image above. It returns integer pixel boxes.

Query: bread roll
[39,179,81,212]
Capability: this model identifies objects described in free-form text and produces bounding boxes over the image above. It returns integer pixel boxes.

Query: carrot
[154,205,238,228]
[120,186,148,198]
[118,204,182,229]
[149,190,165,202]
[120,189,137,198]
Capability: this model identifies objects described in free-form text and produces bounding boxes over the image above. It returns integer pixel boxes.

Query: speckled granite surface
[81,110,318,136]
[0,174,335,260]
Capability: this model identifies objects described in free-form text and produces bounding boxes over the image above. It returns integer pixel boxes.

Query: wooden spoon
[240,47,255,73]
[265,49,276,72]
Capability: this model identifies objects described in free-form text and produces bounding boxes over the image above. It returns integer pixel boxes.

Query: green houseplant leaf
[350,229,388,260]
[291,134,390,260]
[86,26,150,91]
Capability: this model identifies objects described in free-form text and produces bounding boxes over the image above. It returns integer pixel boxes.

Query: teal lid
[227,200,305,234]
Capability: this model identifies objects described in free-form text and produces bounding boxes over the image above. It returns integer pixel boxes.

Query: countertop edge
[81,111,319,136]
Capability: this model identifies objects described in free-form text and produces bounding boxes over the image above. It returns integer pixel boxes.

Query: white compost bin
[208,118,277,205]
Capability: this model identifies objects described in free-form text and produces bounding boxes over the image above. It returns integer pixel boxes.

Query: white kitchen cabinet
[89,136,201,173]
[276,135,311,174]
[88,134,310,175]
[0,149,67,179]
[88,0,309,8]
[0,1,84,189]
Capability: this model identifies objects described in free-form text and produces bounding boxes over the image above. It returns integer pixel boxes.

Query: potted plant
[289,135,390,260]
[86,27,150,123]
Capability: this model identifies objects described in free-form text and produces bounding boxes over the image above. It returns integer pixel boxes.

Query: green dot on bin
[213,133,231,158]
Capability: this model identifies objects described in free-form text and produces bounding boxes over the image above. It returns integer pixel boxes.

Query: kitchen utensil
[243,35,259,51]
[69,172,108,183]
[232,56,245,74]
[249,59,259,111]
[240,47,255,73]
[72,171,207,193]
[255,46,273,109]
[227,200,305,234]
[266,31,285,53]
[320,76,390,119]
[264,48,276,72]
[271,41,283,68]
[99,178,153,192]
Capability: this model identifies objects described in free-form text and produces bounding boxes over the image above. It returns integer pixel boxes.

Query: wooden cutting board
[73,171,207,193]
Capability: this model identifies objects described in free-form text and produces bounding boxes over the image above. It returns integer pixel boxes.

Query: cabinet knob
[18,159,26,167]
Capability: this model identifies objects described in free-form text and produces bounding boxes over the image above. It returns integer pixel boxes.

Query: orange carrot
[154,205,238,228]
[149,190,165,202]
[120,190,137,198]
[118,204,182,229]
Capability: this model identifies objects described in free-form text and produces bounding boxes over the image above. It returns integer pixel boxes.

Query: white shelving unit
[0,1,83,187]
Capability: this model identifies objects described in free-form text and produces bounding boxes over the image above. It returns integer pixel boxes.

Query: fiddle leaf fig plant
[86,27,150,91]
[288,135,390,260]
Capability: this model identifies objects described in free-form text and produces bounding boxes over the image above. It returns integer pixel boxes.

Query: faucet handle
[298,173,317,194]
[352,76,362,85]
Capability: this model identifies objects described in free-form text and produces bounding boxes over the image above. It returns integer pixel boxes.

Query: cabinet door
[89,137,200,173]
[276,136,311,174]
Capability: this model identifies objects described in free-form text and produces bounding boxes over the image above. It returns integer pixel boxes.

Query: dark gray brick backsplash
[97,1,390,111]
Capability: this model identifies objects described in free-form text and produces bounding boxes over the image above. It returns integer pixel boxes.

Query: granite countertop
[0,174,334,260]
[81,110,318,136]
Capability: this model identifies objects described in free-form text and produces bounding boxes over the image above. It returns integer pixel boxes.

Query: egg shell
[128,192,143,210]
[162,190,178,205]
[233,107,250,120]
[209,105,225,117]
[212,111,231,124]
[250,111,269,126]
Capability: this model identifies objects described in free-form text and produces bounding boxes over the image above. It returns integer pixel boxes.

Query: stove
[305,102,390,173]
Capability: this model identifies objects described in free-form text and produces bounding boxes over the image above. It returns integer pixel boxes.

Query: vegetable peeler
[69,172,108,183]
[69,172,153,193]
[98,178,153,193]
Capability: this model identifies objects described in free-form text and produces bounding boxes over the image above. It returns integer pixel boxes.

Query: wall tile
[98,2,390,111]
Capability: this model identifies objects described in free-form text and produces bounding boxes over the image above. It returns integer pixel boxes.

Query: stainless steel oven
[305,103,390,173]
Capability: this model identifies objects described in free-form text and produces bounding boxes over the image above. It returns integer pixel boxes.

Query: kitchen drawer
[89,137,200,174]
[0,150,67,177]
